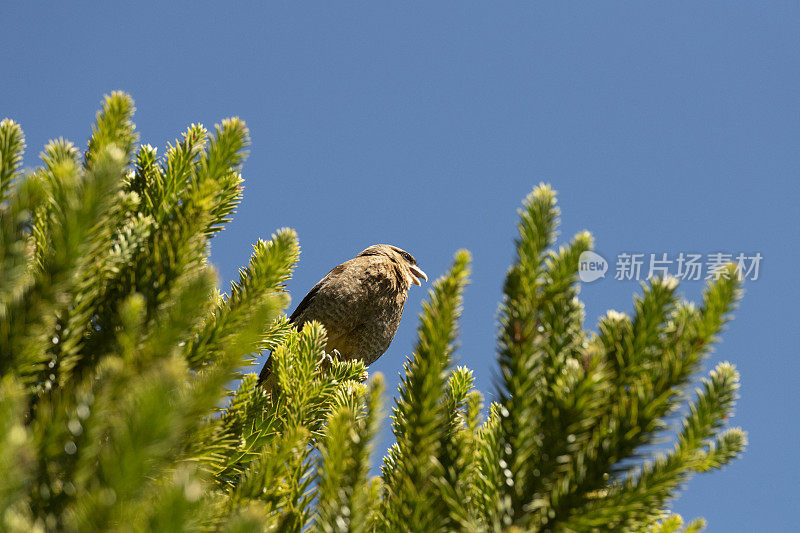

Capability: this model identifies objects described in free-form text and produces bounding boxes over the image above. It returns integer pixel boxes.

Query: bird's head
[358,244,428,288]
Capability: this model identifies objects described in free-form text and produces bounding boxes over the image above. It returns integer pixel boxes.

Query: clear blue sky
[3,3,797,530]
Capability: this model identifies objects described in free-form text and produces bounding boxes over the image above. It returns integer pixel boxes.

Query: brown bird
[258,244,427,387]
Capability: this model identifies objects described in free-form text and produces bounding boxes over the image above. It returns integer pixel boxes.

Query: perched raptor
[258,244,427,387]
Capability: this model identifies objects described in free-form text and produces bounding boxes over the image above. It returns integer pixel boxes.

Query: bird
[258,244,427,388]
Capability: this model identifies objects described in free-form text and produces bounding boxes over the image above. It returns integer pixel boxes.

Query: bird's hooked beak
[409,264,428,286]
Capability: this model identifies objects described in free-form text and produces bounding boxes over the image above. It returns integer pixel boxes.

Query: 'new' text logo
[578,251,608,282]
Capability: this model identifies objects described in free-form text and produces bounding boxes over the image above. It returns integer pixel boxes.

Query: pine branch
[493,185,559,523]
[0,118,25,205]
[493,185,601,529]
[0,377,33,525]
[473,402,503,530]
[84,91,137,169]
[561,362,745,531]
[382,249,471,532]
[315,375,384,533]
[197,118,249,236]
[1,141,126,389]
[0,175,46,375]
[184,228,298,369]
[650,514,707,533]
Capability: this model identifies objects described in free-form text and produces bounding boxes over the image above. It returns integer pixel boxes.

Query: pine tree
[0,93,745,532]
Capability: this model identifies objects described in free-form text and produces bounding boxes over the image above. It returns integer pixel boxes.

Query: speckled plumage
[258,244,426,387]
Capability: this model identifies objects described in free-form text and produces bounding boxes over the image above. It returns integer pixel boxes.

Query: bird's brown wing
[258,264,347,386]
[289,264,346,324]
[288,283,320,325]
[258,289,319,387]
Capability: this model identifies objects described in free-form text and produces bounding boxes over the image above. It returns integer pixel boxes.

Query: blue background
[3,3,797,530]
